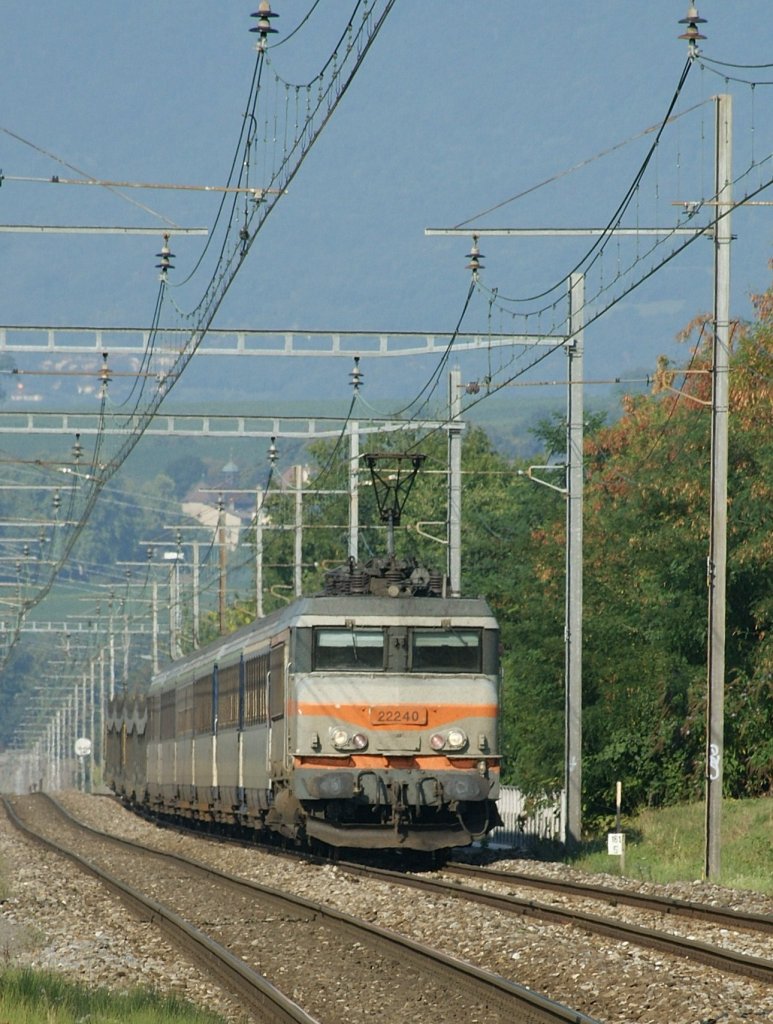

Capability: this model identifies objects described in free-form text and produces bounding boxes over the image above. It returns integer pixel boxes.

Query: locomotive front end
[287,593,501,851]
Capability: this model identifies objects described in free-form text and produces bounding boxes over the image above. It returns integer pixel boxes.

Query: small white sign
[74,737,92,758]
[607,832,626,856]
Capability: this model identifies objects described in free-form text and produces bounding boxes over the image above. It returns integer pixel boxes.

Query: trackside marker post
[608,780,626,873]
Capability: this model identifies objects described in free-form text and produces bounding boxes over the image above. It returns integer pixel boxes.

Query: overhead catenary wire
[388,279,476,423]
[481,148,773,351]
[266,0,322,49]
[0,1,399,674]
[479,57,694,309]
[6,8,773,696]
[453,99,710,230]
[700,54,773,70]
[305,392,358,493]
[467,78,773,392]
[405,166,773,457]
[171,48,266,291]
[697,60,773,87]
[112,283,166,412]
[0,126,180,228]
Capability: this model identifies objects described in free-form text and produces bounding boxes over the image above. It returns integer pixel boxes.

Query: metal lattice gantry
[0,410,447,439]
[0,325,544,359]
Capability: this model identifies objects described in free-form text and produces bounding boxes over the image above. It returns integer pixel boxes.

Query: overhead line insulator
[349,355,364,392]
[678,4,706,58]
[99,351,111,394]
[155,232,175,280]
[250,2,279,51]
[267,435,279,467]
[465,234,484,278]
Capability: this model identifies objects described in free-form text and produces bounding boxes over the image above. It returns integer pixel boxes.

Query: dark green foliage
[503,297,773,822]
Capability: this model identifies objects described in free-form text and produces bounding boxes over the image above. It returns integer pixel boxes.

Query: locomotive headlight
[430,733,446,751]
[351,732,368,751]
[446,729,467,750]
[331,728,349,749]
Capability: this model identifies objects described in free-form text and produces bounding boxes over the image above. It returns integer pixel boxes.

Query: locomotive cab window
[313,628,384,671]
[411,628,482,672]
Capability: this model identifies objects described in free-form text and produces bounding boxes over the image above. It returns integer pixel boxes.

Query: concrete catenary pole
[448,368,463,597]
[705,93,732,881]
[294,464,304,597]
[349,357,363,563]
[349,419,360,563]
[564,272,584,850]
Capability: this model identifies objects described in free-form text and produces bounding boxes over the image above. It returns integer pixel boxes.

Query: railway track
[168,809,772,984]
[72,794,773,985]
[4,794,600,1024]
[125,800,773,951]
[2,795,316,1024]
[331,858,773,984]
[444,860,773,935]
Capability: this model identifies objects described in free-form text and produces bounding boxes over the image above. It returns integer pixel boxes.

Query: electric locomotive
[106,556,502,852]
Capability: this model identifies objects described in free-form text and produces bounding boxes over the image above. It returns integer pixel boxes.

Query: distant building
[181,502,241,551]
[220,455,239,490]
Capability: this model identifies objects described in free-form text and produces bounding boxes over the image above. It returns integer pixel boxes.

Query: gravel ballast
[1,791,771,1024]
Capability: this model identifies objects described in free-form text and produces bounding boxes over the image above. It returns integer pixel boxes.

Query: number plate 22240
[369,706,428,726]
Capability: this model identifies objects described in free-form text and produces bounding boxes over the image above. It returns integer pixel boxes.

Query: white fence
[486,786,565,849]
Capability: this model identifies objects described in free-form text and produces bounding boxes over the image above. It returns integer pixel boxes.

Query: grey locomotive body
[107,564,502,851]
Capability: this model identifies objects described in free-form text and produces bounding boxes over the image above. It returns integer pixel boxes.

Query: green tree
[179,285,773,820]
[506,287,773,820]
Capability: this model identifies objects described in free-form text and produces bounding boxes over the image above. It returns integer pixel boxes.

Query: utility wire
[0,0,400,657]
[307,392,358,492]
[172,54,264,290]
[268,0,323,49]
[454,99,709,229]
[389,279,476,421]
[409,171,773,453]
[0,126,179,227]
[700,55,773,70]
[698,60,773,87]
[488,57,694,308]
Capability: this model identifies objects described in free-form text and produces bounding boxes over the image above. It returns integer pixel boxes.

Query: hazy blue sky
[2,1,772,413]
[2,3,773,704]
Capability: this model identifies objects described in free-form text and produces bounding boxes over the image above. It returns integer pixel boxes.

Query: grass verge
[0,969,229,1024]
[572,796,773,892]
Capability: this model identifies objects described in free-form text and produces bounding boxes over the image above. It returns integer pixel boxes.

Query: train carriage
[107,558,502,852]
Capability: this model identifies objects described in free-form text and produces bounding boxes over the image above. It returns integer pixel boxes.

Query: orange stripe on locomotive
[289,700,497,729]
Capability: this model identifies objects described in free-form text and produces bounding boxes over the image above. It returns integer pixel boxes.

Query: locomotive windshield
[310,626,483,672]
[411,629,481,672]
[313,628,385,670]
